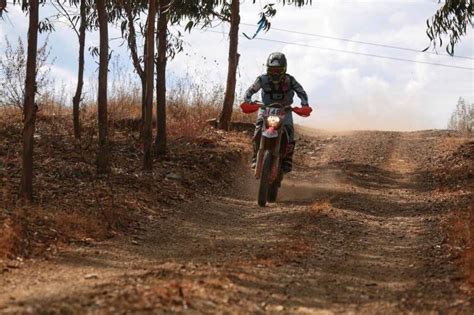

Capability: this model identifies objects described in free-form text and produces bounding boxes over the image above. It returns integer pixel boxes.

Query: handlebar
[251,101,289,108]
[240,101,312,117]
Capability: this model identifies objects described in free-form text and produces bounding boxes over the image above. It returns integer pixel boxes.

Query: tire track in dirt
[279,131,470,313]
[0,131,472,314]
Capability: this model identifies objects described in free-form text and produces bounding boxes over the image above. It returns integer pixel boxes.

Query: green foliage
[275,0,311,5]
[52,1,95,35]
[184,20,194,32]
[38,17,56,33]
[0,1,44,15]
[0,0,56,32]
[425,0,473,55]
[249,1,311,34]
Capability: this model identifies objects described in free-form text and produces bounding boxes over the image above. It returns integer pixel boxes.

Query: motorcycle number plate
[264,108,282,116]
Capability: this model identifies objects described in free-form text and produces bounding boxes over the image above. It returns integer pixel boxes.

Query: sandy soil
[0,130,472,314]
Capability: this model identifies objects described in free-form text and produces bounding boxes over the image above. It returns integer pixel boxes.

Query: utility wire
[4,0,473,65]
[240,22,474,61]
[205,29,474,71]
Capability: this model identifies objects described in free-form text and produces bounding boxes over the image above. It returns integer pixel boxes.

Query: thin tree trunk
[124,3,146,130]
[219,0,240,131]
[143,0,156,170]
[96,0,109,173]
[20,0,39,201]
[72,0,86,140]
[141,35,147,131]
[155,0,169,155]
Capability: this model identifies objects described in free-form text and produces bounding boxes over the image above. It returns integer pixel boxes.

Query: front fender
[262,127,279,138]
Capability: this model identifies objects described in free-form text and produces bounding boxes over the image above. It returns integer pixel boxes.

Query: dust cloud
[299,105,444,132]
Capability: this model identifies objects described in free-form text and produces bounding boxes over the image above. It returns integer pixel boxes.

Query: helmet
[266,52,287,83]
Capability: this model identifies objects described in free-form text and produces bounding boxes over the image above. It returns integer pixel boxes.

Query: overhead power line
[240,22,474,61]
[204,29,473,71]
[3,1,472,67]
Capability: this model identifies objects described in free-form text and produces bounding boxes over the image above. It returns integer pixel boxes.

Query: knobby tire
[268,178,280,202]
[258,150,273,207]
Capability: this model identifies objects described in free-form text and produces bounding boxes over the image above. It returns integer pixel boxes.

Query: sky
[0,0,473,131]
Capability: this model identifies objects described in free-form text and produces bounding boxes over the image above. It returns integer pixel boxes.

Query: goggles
[268,66,285,75]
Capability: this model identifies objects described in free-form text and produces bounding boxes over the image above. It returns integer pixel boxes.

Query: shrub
[0,36,54,108]
[448,97,473,134]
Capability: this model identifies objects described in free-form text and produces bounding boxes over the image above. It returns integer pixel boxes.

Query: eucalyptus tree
[53,0,93,140]
[115,1,244,151]
[54,0,115,171]
[73,0,88,140]
[114,0,160,160]
[21,0,40,201]
[114,0,157,167]
[117,0,147,133]
[219,0,239,131]
[53,0,114,172]
[96,0,110,173]
[0,0,50,201]
[155,0,170,155]
[0,0,5,15]
[144,0,157,170]
[425,0,473,55]
[217,0,311,131]
[151,0,230,154]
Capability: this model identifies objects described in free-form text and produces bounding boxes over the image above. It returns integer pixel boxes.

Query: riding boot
[251,126,262,169]
[251,137,259,169]
[282,141,295,173]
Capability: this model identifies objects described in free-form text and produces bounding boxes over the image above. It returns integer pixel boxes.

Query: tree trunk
[96,0,109,173]
[219,0,240,131]
[124,3,146,132]
[143,0,156,170]
[20,0,39,201]
[72,0,86,140]
[141,35,147,133]
[155,0,169,155]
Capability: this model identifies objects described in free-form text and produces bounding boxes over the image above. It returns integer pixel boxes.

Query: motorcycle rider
[244,52,311,173]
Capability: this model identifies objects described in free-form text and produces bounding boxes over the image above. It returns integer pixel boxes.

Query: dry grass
[0,218,23,259]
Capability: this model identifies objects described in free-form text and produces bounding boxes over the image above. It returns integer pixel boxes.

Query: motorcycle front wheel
[267,173,281,203]
[258,150,273,207]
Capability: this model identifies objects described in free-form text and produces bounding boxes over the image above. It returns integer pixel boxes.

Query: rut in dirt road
[0,130,472,314]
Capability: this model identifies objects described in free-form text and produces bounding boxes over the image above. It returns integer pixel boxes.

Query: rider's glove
[240,102,260,114]
[293,106,312,117]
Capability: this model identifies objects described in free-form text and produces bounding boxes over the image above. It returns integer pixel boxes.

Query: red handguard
[293,106,312,117]
[240,102,260,114]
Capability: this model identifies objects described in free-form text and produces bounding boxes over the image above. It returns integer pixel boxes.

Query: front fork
[255,131,283,181]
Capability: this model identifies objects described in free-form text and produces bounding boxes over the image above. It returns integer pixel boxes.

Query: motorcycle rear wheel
[258,150,272,207]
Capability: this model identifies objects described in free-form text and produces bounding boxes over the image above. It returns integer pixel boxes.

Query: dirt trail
[0,131,472,314]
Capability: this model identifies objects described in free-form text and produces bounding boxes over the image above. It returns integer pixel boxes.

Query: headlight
[266,115,281,128]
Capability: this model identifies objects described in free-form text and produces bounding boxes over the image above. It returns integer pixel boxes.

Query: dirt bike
[241,101,312,207]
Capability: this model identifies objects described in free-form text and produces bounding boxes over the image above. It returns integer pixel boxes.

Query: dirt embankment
[0,125,473,314]
[0,114,249,260]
